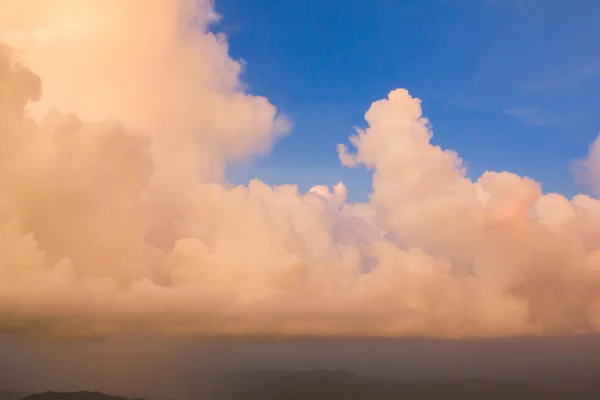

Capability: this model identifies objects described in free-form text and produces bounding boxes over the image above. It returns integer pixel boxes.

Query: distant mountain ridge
[188,370,600,399]
[11,371,600,400]
[21,392,144,400]
[0,391,29,400]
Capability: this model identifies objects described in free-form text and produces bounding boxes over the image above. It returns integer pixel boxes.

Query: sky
[3,0,600,342]
[222,0,600,201]
[4,0,600,395]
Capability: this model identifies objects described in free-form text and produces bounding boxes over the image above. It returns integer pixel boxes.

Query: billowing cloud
[1,0,600,340]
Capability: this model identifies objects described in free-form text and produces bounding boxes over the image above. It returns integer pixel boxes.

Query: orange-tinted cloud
[1,0,600,339]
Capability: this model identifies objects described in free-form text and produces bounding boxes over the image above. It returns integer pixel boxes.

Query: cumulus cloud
[1,0,600,340]
[572,134,600,197]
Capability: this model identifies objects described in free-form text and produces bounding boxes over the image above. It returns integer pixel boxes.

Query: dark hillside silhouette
[21,393,143,400]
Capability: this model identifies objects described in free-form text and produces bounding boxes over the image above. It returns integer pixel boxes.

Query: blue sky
[221,0,600,202]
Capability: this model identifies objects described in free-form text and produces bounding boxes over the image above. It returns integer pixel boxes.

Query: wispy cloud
[485,0,525,6]
[525,59,600,93]
[504,106,556,126]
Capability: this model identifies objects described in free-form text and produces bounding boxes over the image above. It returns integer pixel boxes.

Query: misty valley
[4,371,600,400]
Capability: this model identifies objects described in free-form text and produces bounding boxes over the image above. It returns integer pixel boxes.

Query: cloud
[2,0,600,340]
[485,0,525,6]
[571,134,600,197]
[525,59,600,93]
[504,106,556,126]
